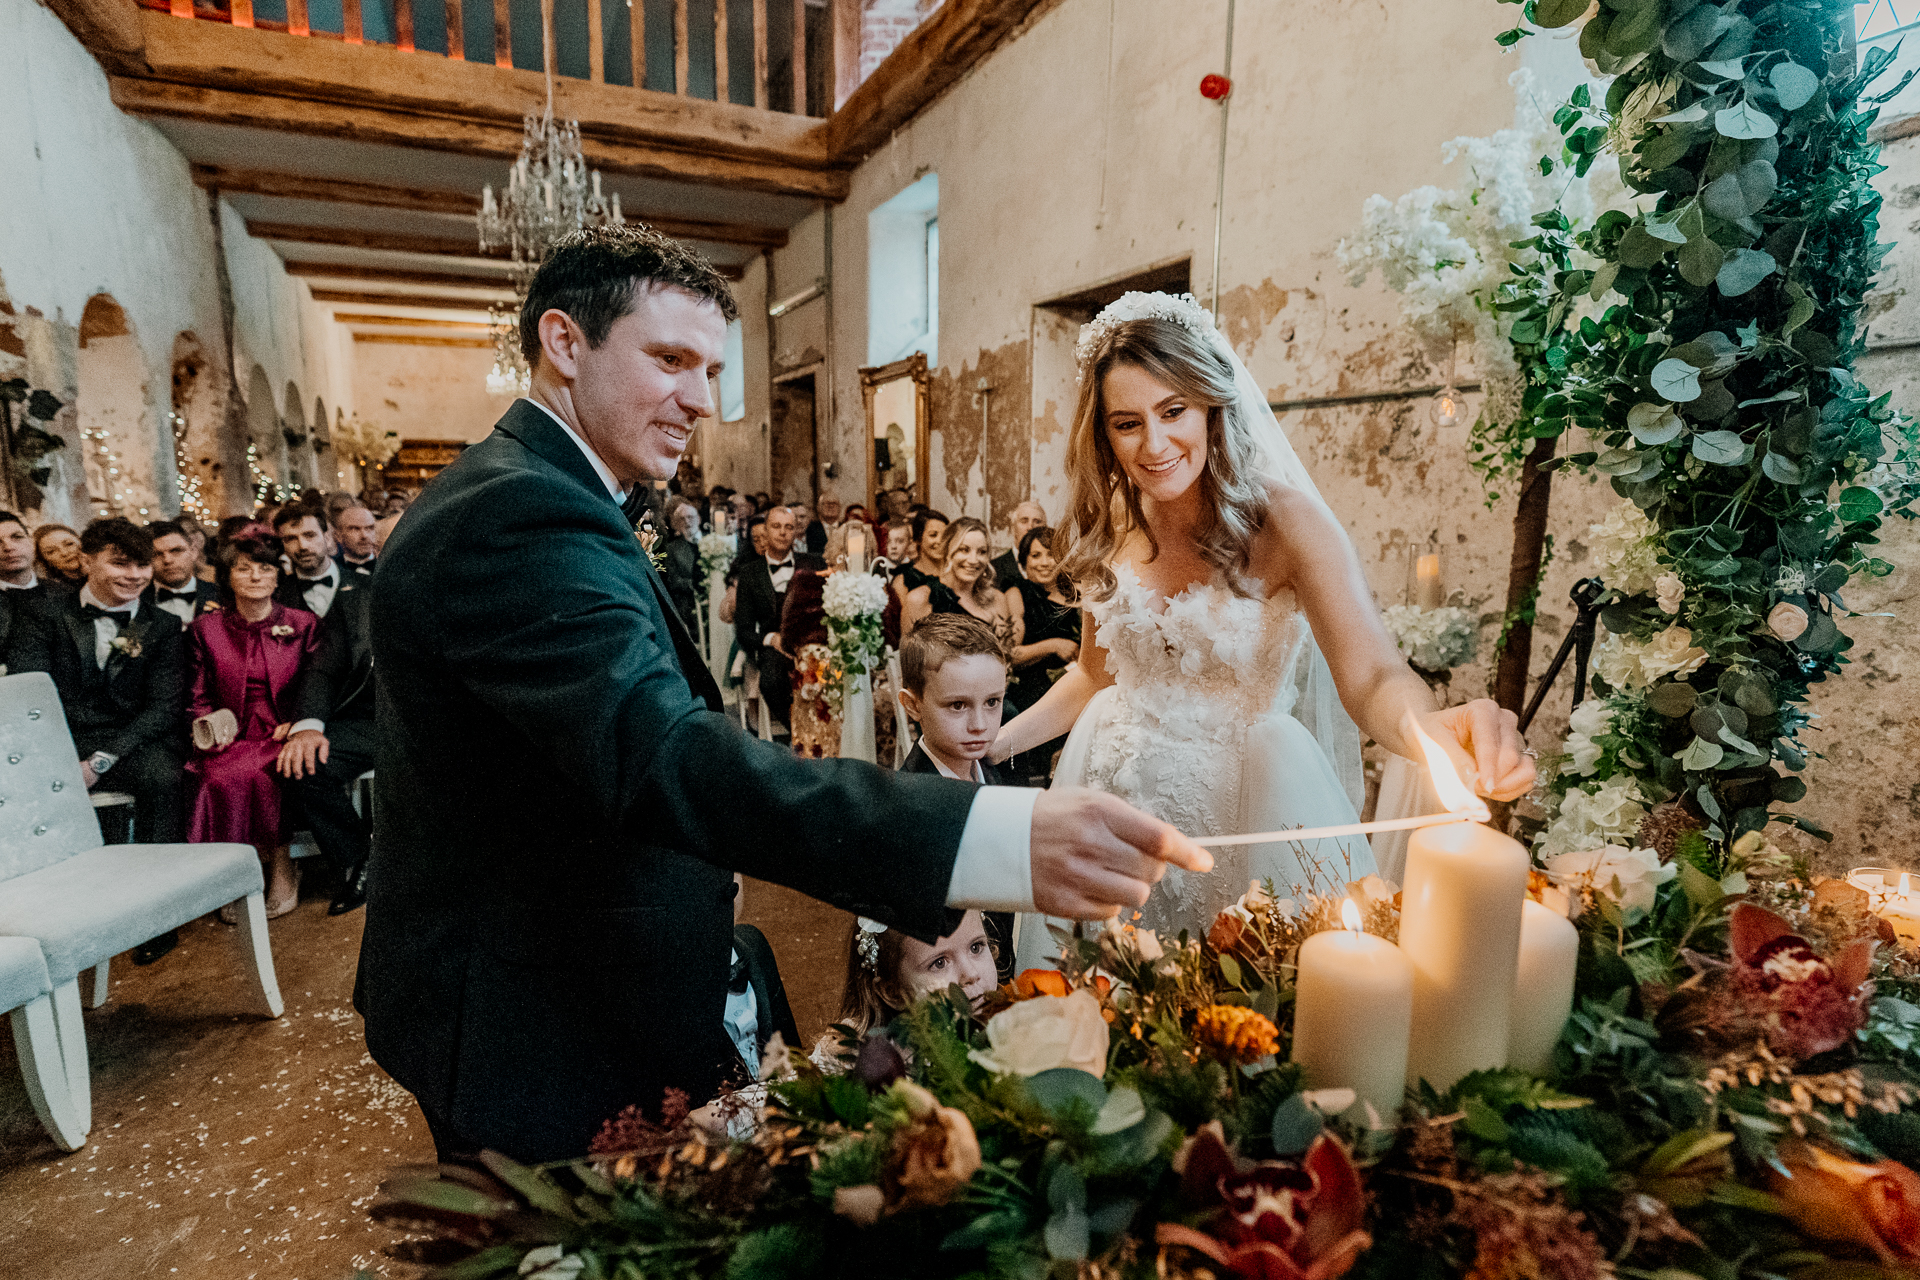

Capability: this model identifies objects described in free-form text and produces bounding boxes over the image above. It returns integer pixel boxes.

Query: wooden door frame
[858,351,929,513]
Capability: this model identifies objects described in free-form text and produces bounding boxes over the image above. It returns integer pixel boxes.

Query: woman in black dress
[890,508,949,611]
[1004,526,1080,785]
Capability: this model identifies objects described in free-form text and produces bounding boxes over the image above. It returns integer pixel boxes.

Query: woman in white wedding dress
[995,293,1533,967]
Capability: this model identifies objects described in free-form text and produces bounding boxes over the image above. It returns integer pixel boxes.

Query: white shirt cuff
[289,718,326,737]
[945,786,1038,913]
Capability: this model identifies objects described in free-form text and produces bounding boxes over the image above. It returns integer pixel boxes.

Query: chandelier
[479,107,624,394]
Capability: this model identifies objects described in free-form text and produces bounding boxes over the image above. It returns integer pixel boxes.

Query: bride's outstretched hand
[1028,788,1213,919]
[1415,700,1534,802]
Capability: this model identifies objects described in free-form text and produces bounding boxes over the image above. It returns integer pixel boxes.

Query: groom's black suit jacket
[356,400,979,1162]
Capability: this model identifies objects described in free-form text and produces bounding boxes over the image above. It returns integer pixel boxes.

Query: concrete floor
[0,877,853,1280]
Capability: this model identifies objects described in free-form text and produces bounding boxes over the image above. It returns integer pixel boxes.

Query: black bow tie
[728,954,753,995]
[620,488,650,527]
[81,603,132,626]
[159,586,197,600]
[770,557,793,570]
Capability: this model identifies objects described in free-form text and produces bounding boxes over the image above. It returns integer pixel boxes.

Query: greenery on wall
[0,377,68,508]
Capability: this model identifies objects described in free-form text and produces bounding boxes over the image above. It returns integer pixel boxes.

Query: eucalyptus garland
[1491,0,1920,859]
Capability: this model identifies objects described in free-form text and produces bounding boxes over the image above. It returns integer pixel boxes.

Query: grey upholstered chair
[0,672,283,1140]
[0,936,83,1150]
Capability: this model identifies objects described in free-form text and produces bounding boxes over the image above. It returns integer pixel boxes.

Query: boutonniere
[637,527,666,573]
[270,624,295,639]
[109,633,142,660]
[202,600,222,613]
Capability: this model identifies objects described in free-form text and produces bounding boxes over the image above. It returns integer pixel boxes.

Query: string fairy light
[168,410,214,525]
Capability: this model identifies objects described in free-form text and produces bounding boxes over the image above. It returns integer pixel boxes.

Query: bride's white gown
[1013,564,1376,970]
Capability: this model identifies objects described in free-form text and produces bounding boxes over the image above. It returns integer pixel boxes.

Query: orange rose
[1767,1140,1920,1268]
[884,1082,982,1211]
[1014,968,1071,1000]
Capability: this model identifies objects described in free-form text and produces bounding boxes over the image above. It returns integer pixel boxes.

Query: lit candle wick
[1341,898,1362,933]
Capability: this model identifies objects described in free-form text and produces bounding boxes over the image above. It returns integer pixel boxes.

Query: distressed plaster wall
[0,0,351,518]
[693,252,774,496]
[350,340,517,446]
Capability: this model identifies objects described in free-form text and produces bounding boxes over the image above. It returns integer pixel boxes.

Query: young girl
[811,910,998,1073]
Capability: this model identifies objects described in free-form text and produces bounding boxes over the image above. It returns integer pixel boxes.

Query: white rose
[969,990,1110,1078]
[1134,929,1164,962]
[1639,626,1709,682]
[1564,699,1613,776]
[1545,844,1676,922]
[1768,602,1810,643]
[1655,572,1684,616]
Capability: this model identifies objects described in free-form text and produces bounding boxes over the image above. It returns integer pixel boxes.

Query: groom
[356,224,1209,1163]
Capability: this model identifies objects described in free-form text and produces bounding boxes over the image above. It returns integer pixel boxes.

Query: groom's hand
[1029,787,1212,919]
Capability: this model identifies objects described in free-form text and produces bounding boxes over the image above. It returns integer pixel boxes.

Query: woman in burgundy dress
[185,529,322,917]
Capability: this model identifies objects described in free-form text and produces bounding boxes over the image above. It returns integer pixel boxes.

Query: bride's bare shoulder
[1252,479,1345,579]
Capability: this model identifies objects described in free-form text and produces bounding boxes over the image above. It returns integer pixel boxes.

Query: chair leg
[232,891,285,1019]
[10,996,86,1151]
[48,979,90,1133]
[85,958,110,1010]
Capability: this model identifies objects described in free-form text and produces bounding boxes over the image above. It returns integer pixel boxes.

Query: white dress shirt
[766,554,796,594]
[540,396,1038,913]
[722,947,760,1079]
[0,573,38,591]
[296,562,340,618]
[153,581,200,626]
[78,585,138,669]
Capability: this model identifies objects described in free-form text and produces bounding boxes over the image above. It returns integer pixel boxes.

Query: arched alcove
[77,294,158,519]
[245,365,283,507]
[312,396,336,490]
[283,380,311,493]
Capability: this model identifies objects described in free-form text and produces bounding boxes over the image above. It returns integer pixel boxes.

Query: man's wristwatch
[87,751,116,776]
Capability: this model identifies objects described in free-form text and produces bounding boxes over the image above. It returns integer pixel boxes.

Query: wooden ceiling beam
[285,262,516,288]
[354,333,493,347]
[333,313,492,330]
[112,78,849,200]
[198,164,791,247]
[308,288,508,308]
[249,220,497,258]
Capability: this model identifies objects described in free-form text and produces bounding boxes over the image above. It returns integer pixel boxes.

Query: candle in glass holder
[1414,553,1443,609]
[846,526,866,574]
[1507,899,1579,1074]
[1854,869,1920,946]
[1291,898,1413,1123]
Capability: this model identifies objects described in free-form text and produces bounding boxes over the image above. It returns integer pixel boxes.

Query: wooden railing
[137,0,827,116]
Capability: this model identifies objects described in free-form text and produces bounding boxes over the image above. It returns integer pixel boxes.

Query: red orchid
[1156,1121,1371,1280]
[1728,902,1874,1061]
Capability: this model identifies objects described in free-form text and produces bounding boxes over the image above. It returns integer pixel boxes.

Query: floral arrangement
[373,850,1920,1280]
[1380,604,1481,674]
[788,642,843,758]
[697,531,737,582]
[820,569,889,712]
[331,413,401,468]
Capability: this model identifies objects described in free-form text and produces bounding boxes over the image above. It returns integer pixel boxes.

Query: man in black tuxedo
[331,503,379,581]
[992,501,1047,591]
[272,508,358,618]
[278,567,376,915]
[12,518,189,963]
[356,225,1208,1164]
[732,505,820,736]
[0,509,50,664]
[144,520,221,625]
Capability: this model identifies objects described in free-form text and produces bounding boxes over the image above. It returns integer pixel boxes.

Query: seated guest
[901,515,1014,645]
[877,519,912,574]
[733,505,823,738]
[1005,526,1081,786]
[145,520,221,625]
[175,514,216,582]
[331,503,379,580]
[811,910,998,1073]
[271,506,359,618]
[660,496,702,625]
[0,509,47,665]
[185,530,323,919]
[33,523,85,590]
[993,501,1047,590]
[895,612,1016,983]
[11,518,189,963]
[808,494,842,555]
[892,509,949,611]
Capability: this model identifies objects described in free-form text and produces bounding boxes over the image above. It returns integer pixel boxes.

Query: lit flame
[1341,898,1363,932]
[1409,717,1491,820]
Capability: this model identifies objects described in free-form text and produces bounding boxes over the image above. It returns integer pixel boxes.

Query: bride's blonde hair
[1060,318,1270,602]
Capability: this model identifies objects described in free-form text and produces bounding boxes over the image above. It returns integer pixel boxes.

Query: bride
[994,292,1533,963]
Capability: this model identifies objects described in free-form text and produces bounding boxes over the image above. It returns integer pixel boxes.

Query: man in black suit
[731,504,820,736]
[356,225,1207,1164]
[272,507,358,618]
[992,501,1047,591]
[0,509,50,664]
[278,567,376,915]
[12,518,189,963]
[144,520,221,625]
[331,502,379,581]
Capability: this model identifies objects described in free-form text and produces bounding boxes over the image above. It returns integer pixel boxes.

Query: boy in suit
[895,612,1018,984]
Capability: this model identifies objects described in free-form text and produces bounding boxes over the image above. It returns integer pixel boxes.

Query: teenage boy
[896,612,1017,983]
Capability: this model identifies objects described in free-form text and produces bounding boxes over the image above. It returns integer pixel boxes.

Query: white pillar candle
[1414,553,1443,609]
[846,526,866,574]
[1400,819,1529,1091]
[1507,899,1579,1075]
[1291,899,1413,1124]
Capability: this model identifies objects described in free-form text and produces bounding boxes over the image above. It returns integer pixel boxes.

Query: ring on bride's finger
[1522,747,1539,759]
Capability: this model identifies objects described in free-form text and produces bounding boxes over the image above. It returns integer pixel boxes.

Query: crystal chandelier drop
[478,105,624,394]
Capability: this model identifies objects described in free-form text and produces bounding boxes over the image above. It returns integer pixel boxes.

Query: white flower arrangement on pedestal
[821,570,889,712]
[696,531,736,582]
[1380,604,1480,673]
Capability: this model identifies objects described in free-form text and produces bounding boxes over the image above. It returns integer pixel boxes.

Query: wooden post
[831,0,857,110]
[628,0,644,87]
[343,0,362,43]
[395,0,414,48]
[674,0,689,94]
[752,0,767,108]
[790,0,805,114]
[587,0,604,80]
[494,0,511,66]
[444,0,462,59]
[714,0,728,103]
[231,0,254,27]
[1492,434,1558,717]
[288,0,310,36]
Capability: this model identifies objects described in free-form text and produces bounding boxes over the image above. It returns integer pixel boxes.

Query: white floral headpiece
[856,916,888,970]
[1074,291,1219,372]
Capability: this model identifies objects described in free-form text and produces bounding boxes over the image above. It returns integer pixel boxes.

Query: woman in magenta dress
[185,529,322,917]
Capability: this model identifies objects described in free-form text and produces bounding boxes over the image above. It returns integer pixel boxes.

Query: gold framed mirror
[859,352,931,513]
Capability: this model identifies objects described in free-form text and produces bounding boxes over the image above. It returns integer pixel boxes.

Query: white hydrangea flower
[822,569,890,620]
[1587,501,1662,596]
[1563,698,1614,776]
[1537,776,1649,859]
[1380,604,1481,671]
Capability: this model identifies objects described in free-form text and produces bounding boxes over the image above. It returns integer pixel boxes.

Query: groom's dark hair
[519,223,739,366]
